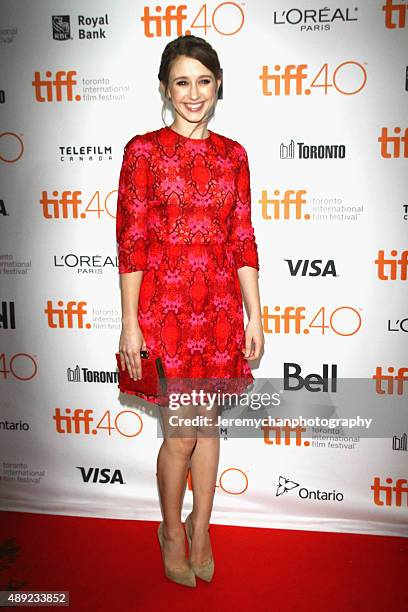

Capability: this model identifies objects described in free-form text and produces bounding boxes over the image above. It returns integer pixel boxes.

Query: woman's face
[165,55,220,126]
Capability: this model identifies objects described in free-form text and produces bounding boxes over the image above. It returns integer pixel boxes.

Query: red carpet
[0,511,406,611]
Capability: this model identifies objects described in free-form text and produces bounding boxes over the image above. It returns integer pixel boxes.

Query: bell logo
[284,362,338,392]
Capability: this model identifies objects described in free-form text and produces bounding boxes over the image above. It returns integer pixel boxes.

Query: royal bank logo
[52,15,71,41]
[52,14,110,41]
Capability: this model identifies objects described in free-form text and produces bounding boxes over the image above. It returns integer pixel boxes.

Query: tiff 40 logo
[260,60,367,97]
[141,2,247,37]
[53,408,144,438]
[0,352,38,381]
[39,189,117,220]
[187,467,249,495]
[0,132,24,163]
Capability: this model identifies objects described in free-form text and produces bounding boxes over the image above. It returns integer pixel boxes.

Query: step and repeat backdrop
[1,1,407,537]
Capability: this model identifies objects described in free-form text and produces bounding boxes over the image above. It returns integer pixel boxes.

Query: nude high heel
[184,512,215,582]
[157,522,196,587]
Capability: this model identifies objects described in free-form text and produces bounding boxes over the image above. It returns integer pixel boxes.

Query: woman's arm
[116,140,150,379]
[119,271,146,380]
[231,145,264,361]
[120,271,142,327]
[238,267,263,360]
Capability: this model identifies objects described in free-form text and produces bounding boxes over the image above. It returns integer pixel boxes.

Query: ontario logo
[275,475,345,501]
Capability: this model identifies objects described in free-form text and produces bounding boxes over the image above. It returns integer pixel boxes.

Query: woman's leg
[156,403,197,569]
[188,401,221,565]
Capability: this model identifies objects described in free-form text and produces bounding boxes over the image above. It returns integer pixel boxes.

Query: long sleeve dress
[116,125,260,405]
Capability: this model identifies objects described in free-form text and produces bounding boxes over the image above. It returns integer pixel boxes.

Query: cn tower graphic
[392,433,407,451]
[67,365,81,382]
[280,139,295,158]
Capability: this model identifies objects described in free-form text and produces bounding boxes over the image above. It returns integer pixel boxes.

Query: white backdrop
[1,0,407,537]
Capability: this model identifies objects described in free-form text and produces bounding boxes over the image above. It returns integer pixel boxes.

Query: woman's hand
[119,323,147,380]
[242,318,264,360]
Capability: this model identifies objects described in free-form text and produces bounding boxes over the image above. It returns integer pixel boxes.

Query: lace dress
[116,125,259,405]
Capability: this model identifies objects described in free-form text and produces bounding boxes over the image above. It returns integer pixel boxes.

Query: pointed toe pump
[184,512,215,583]
[157,522,196,587]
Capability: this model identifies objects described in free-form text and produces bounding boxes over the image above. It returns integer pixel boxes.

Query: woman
[116,35,264,587]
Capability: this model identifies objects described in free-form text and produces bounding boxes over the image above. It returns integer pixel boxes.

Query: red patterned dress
[116,125,260,405]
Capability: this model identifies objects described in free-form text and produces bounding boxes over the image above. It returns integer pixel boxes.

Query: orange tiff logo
[259,61,367,96]
[140,3,245,38]
[375,250,408,280]
[32,70,80,102]
[262,422,308,446]
[53,408,143,437]
[39,190,117,219]
[44,300,91,329]
[262,305,362,336]
[382,0,408,28]
[371,477,408,506]
[372,367,408,395]
[260,189,309,220]
[378,127,408,158]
